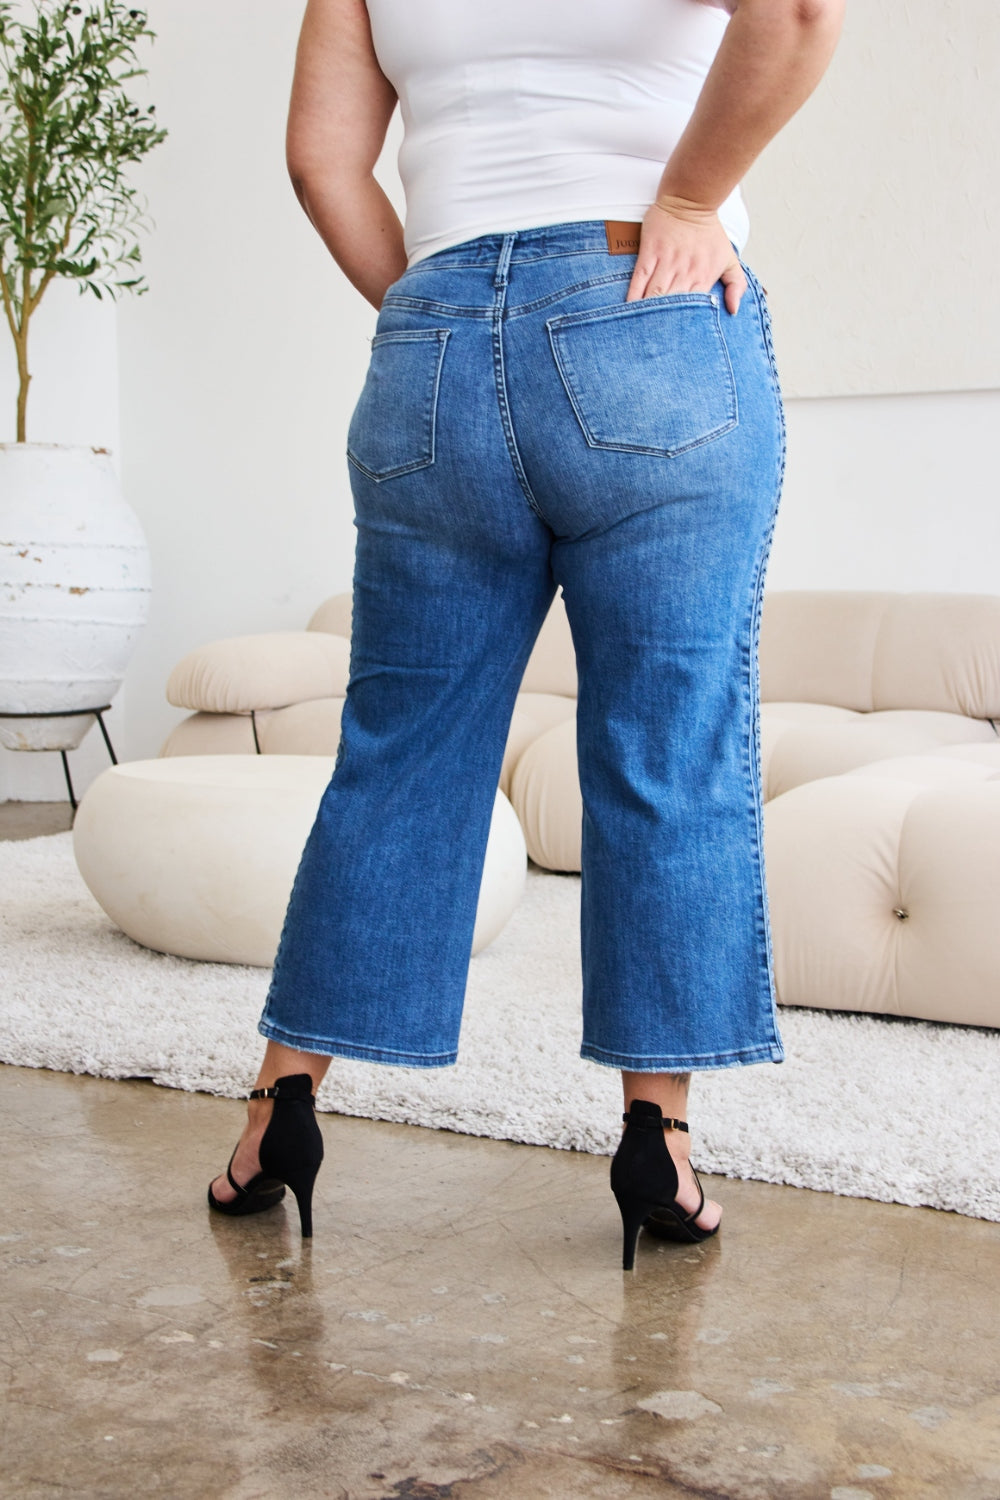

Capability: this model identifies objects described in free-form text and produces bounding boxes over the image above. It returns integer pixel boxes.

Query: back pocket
[348,329,450,481]
[546,295,737,457]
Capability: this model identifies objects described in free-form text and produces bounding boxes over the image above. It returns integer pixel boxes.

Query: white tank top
[365,0,749,265]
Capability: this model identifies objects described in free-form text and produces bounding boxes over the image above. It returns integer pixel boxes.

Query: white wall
[743,0,1000,396]
[112,1,377,779]
[3,0,997,802]
[771,390,1000,593]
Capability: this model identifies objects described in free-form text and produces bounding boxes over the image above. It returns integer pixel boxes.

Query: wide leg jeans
[260,221,786,1073]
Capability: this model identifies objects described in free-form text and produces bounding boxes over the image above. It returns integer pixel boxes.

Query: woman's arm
[628,0,846,309]
[286,0,407,308]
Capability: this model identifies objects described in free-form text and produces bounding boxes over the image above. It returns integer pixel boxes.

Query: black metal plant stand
[0,706,118,812]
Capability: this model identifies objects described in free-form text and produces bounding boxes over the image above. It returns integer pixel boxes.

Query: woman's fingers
[721,260,748,315]
[626,255,665,302]
[625,254,653,301]
[626,262,679,302]
[625,203,746,312]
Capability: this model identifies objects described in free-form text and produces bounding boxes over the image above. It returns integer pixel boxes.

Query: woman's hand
[626,195,747,313]
[628,0,844,315]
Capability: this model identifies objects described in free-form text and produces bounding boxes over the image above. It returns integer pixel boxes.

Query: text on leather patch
[605,221,642,255]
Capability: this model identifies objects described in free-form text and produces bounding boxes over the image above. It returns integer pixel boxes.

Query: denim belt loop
[493,232,516,289]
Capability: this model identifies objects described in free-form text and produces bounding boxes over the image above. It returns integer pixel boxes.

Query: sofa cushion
[256,698,345,756]
[160,711,258,758]
[307,594,353,637]
[762,707,998,801]
[936,742,1000,771]
[761,592,890,711]
[764,763,1000,1026]
[509,717,582,872]
[509,700,1000,874]
[501,693,576,795]
[841,752,1000,787]
[518,594,577,698]
[873,593,1000,718]
[760,591,1000,718]
[167,632,351,714]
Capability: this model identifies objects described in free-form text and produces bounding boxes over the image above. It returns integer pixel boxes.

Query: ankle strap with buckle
[249,1074,315,1102]
[622,1109,689,1133]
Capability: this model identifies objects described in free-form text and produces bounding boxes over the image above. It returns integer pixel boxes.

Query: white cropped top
[364,0,748,265]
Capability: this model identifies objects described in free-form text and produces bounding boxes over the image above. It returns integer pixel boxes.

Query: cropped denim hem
[580,1039,786,1072]
[258,1018,458,1070]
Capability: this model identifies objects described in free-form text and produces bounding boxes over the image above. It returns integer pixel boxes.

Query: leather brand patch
[604,220,642,255]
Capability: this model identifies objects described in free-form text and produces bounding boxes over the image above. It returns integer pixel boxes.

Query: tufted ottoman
[73,755,526,966]
[763,745,1000,1026]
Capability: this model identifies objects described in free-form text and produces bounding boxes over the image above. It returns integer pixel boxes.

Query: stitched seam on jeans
[258,1019,458,1066]
[382,294,490,319]
[504,271,632,319]
[420,243,610,274]
[740,266,786,1044]
[490,281,545,519]
[546,292,717,329]
[579,1041,786,1070]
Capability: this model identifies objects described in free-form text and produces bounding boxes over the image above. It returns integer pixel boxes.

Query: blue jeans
[260,220,785,1072]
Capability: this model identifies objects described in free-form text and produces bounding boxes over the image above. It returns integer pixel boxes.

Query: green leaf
[0,0,166,426]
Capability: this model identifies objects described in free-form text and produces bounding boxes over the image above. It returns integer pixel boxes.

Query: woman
[209,0,843,1268]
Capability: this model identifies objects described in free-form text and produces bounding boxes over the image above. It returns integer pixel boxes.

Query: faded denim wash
[260,220,786,1073]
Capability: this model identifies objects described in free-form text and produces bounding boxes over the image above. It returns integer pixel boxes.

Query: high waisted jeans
[259,220,786,1073]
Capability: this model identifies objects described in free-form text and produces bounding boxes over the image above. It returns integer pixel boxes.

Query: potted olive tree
[0,0,165,767]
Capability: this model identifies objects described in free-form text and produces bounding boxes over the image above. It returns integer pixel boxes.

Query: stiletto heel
[285,1177,315,1239]
[617,1194,655,1272]
[610,1099,719,1270]
[208,1073,324,1237]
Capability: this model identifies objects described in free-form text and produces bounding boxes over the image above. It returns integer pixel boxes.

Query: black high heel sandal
[610,1099,720,1270]
[207,1073,325,1238]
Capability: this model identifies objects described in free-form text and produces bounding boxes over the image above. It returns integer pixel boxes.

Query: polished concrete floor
[4,804,1000,1499]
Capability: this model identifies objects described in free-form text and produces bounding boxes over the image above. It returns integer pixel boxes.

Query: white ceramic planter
[0,444,151,751]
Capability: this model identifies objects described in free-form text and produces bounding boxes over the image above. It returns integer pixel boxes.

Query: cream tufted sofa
[163,590,1000,1027]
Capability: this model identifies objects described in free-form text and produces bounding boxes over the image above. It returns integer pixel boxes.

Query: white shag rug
[3,832,999,1222]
